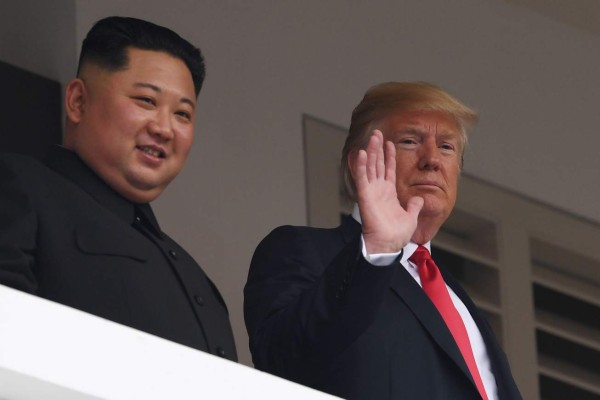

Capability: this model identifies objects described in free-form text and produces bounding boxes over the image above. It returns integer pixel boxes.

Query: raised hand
[351,130,423,255]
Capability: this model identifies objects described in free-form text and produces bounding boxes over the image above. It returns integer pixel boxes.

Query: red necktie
[410,245,489,400]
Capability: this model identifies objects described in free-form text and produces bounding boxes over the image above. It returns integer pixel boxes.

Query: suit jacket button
[194,295,205,306]
[168,250,177,260]
[216,347,226,357]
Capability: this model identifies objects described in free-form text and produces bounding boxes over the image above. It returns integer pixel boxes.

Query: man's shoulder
[1,152,45,168]
[0,153,52,181]
[256,218,360,253]
[0,152,81,200]
[264,223,341,241]
[269,223,332,235]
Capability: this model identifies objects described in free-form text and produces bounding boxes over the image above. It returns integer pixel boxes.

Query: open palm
[351,130,423,255]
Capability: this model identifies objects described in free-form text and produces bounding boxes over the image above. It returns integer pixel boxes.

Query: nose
[417,140,441,171]
[147,109,173,141]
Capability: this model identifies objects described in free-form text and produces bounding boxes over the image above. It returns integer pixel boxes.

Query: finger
[384,140,396,183]
[374,130,385,179]
[405,196,424,219]
[366,133,379,182]
[353,149,369,192]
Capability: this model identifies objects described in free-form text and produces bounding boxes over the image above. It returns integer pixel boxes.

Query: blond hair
[341,81,478,201]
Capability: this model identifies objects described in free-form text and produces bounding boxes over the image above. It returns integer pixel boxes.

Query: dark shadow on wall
[0,61,62,159]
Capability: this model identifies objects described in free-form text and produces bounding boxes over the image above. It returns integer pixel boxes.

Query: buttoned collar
[44,145,163,238]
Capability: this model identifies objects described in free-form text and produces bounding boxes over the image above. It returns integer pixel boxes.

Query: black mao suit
[244,217,521,399]
[0,147,236,361]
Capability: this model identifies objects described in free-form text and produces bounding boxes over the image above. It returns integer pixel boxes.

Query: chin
[121,181,166,203]
[126,190,162,204]
[419,203,450,219]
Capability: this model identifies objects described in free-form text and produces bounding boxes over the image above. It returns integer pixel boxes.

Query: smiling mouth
[137,146,165,158]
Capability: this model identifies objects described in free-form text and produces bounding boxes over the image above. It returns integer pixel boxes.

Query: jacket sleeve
[243,224,400,383]
[0,157,38,292]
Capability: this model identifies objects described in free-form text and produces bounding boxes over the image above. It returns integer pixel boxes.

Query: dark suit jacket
[244,217,521,399]
[0,148,236,361]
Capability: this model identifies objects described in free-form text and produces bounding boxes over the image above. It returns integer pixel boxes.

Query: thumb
[405,196,424,218]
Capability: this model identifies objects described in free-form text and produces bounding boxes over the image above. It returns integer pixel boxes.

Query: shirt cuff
[360,235,402,266]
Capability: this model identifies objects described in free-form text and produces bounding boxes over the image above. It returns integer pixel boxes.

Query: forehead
[379,109,460,136]
[88,48,196,101]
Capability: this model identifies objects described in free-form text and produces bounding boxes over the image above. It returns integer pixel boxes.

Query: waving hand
[351,130,423,255]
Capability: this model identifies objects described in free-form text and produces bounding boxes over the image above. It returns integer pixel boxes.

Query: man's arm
[244,224,397,382]
[244,131,422,382]
[0,156,38,292]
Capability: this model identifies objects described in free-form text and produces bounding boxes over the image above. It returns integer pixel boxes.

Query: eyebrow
[398,126,457,138]
[133,82,195,109]
[394,127,428,137]
[399,127,424,134]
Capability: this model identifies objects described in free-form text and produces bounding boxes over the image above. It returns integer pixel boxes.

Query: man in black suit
[0,17,236,361]
[245,82,521,398]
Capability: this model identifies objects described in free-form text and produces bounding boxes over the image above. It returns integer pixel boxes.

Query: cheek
[394,159,413,186]
[91,111,138,148]
[444,159,460,179]
[175,129,195,154]
[446,169,460,201]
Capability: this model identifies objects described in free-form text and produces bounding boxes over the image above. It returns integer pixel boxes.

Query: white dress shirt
[352,205,498,400]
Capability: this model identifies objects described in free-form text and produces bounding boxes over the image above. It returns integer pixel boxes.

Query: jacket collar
[340,211,479,391]
[44,145,163,238]
[390,267,475,387]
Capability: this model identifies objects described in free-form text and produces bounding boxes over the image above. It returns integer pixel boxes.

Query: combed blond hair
[341,81,478,201]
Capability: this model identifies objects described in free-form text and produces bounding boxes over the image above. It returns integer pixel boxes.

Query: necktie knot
[409,245,431,264]
[409,245,436,281]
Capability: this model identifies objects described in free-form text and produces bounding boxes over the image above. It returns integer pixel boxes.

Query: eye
[175,110,192,121]
[134,96,156,107]
[396,137,419,148]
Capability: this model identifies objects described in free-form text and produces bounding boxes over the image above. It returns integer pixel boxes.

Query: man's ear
[64,78,87,124]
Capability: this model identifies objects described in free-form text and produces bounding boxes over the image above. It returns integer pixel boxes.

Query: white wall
[2,0,599,367]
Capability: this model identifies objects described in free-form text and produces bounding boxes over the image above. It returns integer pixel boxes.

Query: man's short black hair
[77,16,205,96]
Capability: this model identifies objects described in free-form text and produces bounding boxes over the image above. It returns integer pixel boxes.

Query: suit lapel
[442,267,516,399]
[390,263,477,389]
[339,216,482,393]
